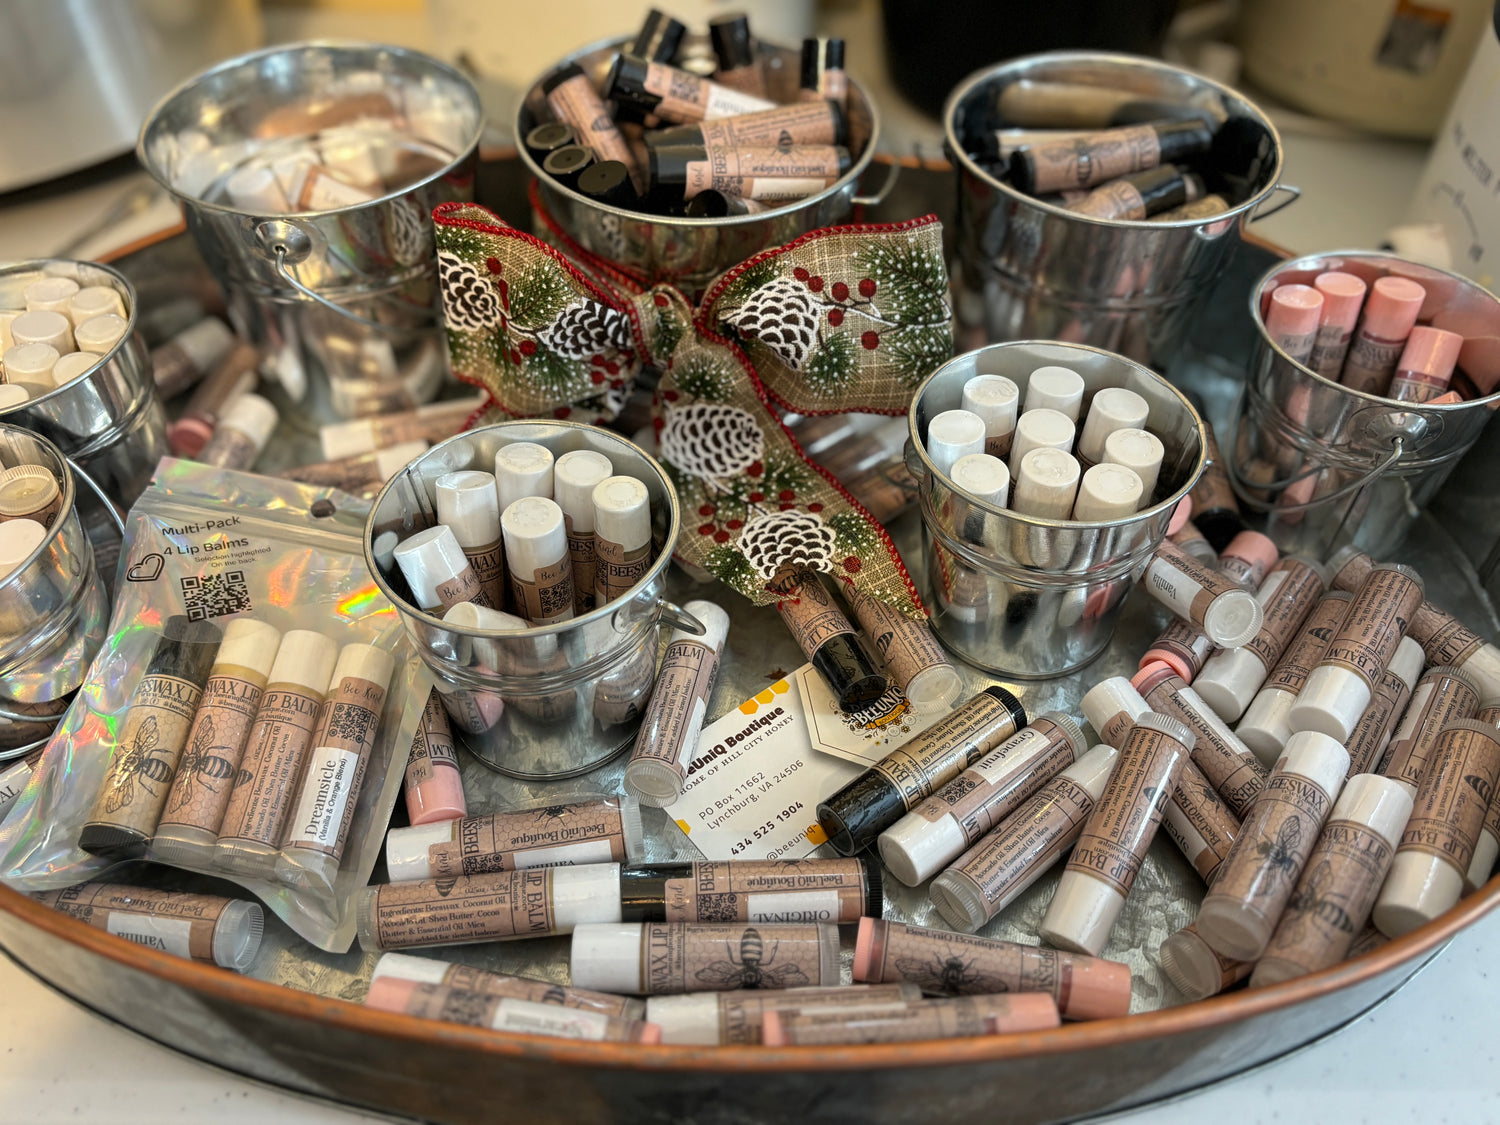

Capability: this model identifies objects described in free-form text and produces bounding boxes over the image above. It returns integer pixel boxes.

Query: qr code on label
[180,571,252,621]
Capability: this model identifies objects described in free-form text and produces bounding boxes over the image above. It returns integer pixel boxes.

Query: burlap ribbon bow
[432,198,953,617]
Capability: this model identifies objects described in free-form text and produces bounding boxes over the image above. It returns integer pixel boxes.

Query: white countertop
[0,5,1479,1123]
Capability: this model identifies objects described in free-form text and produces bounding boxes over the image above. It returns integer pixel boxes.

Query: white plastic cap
[393,524,474,610]
[677,599,731,652]
[371,951,451,985]
[1063,743,1121,797]
[494,442,555,511]
[1388,637,1426,694]
[320,418,378,460]
[552,864,625,929]
[436,470,502,548]
[1078,386,1150,463]
[0,384,29,409]
[385,819,459,882]
[500,495,567,576]
[1201,588,1263,649]
[1080,677,1148,745]
[266,630,339,692]
[1038,868,1126,956]
[1012,447,1080,520]
[10,309,74,353]
[1103,427,1165,502]
[74,313,129,355]
[1374,849,1465,938]
[1024,365,1085,420]
[24,276,79,313]
[1195,646,1268,723]
[593,476,651,550]
[643,994,721,1045]
[0,518,47,577]
[50,350,102,386]
[926,409,987,478]
[1072,463,1143,522]
[1332,773,1414,844]
[570,923,647,993]
[219,392,278,449]
[168,317,234,368]
[444,601,530,632]
[216,618,283,679]
[949,453,1009,506]
[1288,665,1371,743]
[554,450,614,528]
[1277,729,1351,797]
[960,375,1020,441]
[3,342,59,383]
[1466,827,1499,893]
[878,810,965,889]
[1009,407,1075,475]
[1237,687,1296,767]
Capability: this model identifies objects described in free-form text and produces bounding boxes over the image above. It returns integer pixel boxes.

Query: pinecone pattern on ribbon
[541,299,631,359]
[387,198,427,266]
[438,251,502,332]
[737,509,837,581]
[723,276,819,371]
[658,403,764,482]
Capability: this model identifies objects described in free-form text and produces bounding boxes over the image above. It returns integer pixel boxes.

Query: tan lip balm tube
[400,688,467,826]
[1159,922,1253,1001]
[31,884,263,972]
[371,951,646,1019]
[760,994,1062,1045]
[1196,730,1350,961]
[1237,590,1353,764]
[843,583,962,713]
[1375,719,1500,938]
[553,449,613,614]
[1252,774,1413,987]
[961,374,1020,458]
[1344,637,1424,777]
[570,922,841,995]
[592,475,653,605]
[318,395,488,460]
[1039,713,1192,955]
[646,984,920,1045]
[435,470,506,610]
[1141,540,1264,648]
[1380,665,1480,798]
[364,977,661,1042]
[501,496,575,626]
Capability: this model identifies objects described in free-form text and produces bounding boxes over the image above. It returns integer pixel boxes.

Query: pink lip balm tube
[1307,271,1367,377]
[1264,284,1323,366]
[1339,276,1426,395]
[1387,326,1464,404]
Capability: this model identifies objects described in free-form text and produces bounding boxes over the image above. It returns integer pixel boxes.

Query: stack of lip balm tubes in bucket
[0,271,131,406]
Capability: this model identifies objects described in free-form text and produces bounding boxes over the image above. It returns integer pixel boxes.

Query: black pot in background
[881,0,1180,118]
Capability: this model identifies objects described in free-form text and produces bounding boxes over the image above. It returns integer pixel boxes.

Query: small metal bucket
[518,36,890,298]
[137,42,484,422]
[944,52,1297,370]
[0,260,166,507]
[1230,250,1500,560]
[365,421,699,780]
[0,424,118,762]
[908,341,1205,678]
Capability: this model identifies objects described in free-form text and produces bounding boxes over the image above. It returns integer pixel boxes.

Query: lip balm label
[858,920,1069,1003]
[1027,125,1161,192]
[1245,563,1324,671]
[404,689,459,789]
[461,538,506,611]
[1066,728,1184,896]
[36,885,231,963]
[1134,666,1265,817]
[87,673,204,832]
[1399,726,1500,872]
[872,692,1018,808]
[640,922,826,993]
[107,914,195,958]
[1264,594,1351,695]
[1163,769,1239,884]
[369,869,557,948]
[157,666,267,835]
[217,682,325,850]
[957,775,1097,911]
[697,102,840,148]
[1069,179,1147,220]
[510,557,574,624]
[663,860,865,924]
[1145,545,1236,627]
[642,62,773,122]
[283,674,385,857]
[1323,568,1423,687]
[430,964,637,1017]
[595,536,650,604]
[488,998,613,1039]
[769,567,856,654]
[434,562,493,612]
[715,985,911,1045]
[1341,333,1406,393]
[427,802,626,877]
[1382,672,1479,790]
[563,513,597,614]
[546,74,638,173]
[1209,770,1330,909]
[1148,621,1216,680]
[1410,612,1485,666]
[631,639,720,773]
[846,586,949,690]
[914,721,1073,845]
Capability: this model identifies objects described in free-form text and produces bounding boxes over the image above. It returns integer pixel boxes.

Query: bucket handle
[1248,183,1301,224]
[0,735,45,762]
[256,222,405,333]
[650,598,706,637]
[852,158,901,209]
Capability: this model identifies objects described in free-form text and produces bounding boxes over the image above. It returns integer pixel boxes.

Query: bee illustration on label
[533,806,576,825]
[1279,859,1350,944]
[1464,773,1495,806]
[894,949,1008,996]
[169,715,237,811]
[105,716,173,812]
[1254,816,1304,893]
[695,927,810,989]
[439,990,491,1026]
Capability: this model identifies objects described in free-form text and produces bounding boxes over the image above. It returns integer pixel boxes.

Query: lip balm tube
[925,409,987,478]
[168,341,260,457]
[1345,637,1424,777]
[1290,563,1424,742]
[1381,665,1480,796]
[650,101,849,149]
[843,584,962,713]
[372,951,645,1018]
[624,601,730,805]
[24,276,79,314]
[630,8,685,63]
[197,392,277,470]
[1140,618,1215,684]
[31,884,262,972]
[621,858,878,925]
[275,643,396,890]
[648,984,919,1045]
[931,745,1119,933]
[394,524,494,614]
[1196,730,1350,960]
[541,144,593,190]
[0,387,31,411]
[1066,164,1204,220]
[493,441,555,513]
[214,631,339,876]
[817,686,1028,856]
[950,453,1010,507]
[3,342,59,385]
[709,13,767,97]
[0,465,62,527]
[852,917,1131,1020]
[1023,366,1085,421]
[799,36,848,107]
[1214,531,1278,592]
[225,165,291,212]
[1012,447,1080,519]
[1039,713,1191,955]
[1328,547,1500,702]
[388,796,644,882]
[10,309,74,353]
[1388,326,1464,404]
[880,713,1085,887]
[402,688,466,825]
[571,922,840,994]
[0,517,45,578]
[1339,276,1426,395]
[280,440,428,492]
[358,865,624,952]
[1375,719,1500,937]
[1195,556,1327,722]
[1007,408,1076,476]
[50,350,102,387]
[497,496,574,626]
[762,994,1061,1045]
[1072,463,1143,521]
[552,450,613,614]
[1159,923,1253,1001]
[74,313,128,356]
[1264,284,1323,365]
[435,470,506,610]
[149,620,284,865]
[593,475,652,605]
[1141,541,1264,649]
[365,977,660,1042]
[1076,387,1149,468]
[1008,120,1212,196]
[605,54,776,126]
[542,64,643,192]
[77,617,224,859]
[961,374,1020,457]
[1465,726,1500,892]
[436,602,526,732]
[767,565,886,712]
[1251,774,1414,987]
[1307,271,1367,377]
[1238,590,1353,764]
[1161,758,1242,886]
[318,395,488,461]
[67,285,127,328]
[1186,422,1242,551]
[1102,427,1164,504]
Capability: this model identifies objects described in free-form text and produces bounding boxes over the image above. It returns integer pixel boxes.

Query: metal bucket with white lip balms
[1231,250,1500,560]
[0,260,166,508]
[137,42,483,423]
[366,421,696,779]
[907,341,1205,678]
[517,36,886,299]
[0,424,116,761]
[944,51,1295,371]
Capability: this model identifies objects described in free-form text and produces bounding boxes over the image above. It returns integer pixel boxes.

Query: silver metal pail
[945,52,1297,370]
[1231,250,1500,560]
[365,421,698,780]
[0,424,119,762]
[137,42,483,423]
[518,36,890,299]
[0,260,166,508]
[908,341,1205,678]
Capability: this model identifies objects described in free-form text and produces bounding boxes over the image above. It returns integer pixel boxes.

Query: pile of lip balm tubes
[0,274,132,406]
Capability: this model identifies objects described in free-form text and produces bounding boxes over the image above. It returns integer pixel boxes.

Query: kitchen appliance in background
[0,0,262,193]
[1240,0,1489,139]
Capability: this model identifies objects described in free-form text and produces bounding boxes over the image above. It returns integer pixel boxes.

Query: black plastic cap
[543,145,593,179]
[577,160,638,207]
[860,855,884,919]
[710,14,755,71]
[982,684,1027,732]
[632,9,687,64]
[525,122,576,157]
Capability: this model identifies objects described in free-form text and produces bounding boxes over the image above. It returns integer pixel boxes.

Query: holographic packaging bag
[0,459,430,953]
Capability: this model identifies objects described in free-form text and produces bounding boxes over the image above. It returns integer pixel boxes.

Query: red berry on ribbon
[553,406,571,419]
[748,492,765,503]
[808,502,824,513]
[808,276,824,293]
[859,278,876,298]
[591,372,606,384]
[793,267,810,281]
[831,281,849,302]
[653,292,670,307]
[861,331,880,350]
[663,389,679,402]
[519,339,537,357]
[714,530,730,544]
[778,489,795,501]
[843,556,862,572]
[508,349,522,365]
[748,460,763,477]
[828,309,844,326]
[698,504,715,517]
[604,361,620,375]
[726,519,743,530]
[699,524,715,536]
[485,257,503,274]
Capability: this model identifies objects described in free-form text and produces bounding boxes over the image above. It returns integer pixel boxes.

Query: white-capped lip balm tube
[554,449,614,614]
[1237,590,1352,766]
[393,524,493,613]
[371,951,646,1020]
[1071,463,1143,522]
[1011,447,1079,520]
[646,984,919,1045]
[1077,386,1149,466]
[494,441,556,512]
[1380,665,1481,798]
[1141,540,1264,648]
[74,313,129,355]
[961,374,1020,458]
[593,475,652,606]
[23,276,79,314]
[1024,365,1085,421]
[949,453,1009,506]
[435,470,506,610]
[68,285,127,327]
[925,409,986,479]
[3,342,59,386]
[1008,407,1075,476]
[842,583,962,713]
[8,309,73,353]
[1103,427,1164,505]
[50,350,101,387]
[0,518,47,579]
[501,495,575,625]
[1344,636,1424,776]
[570,922,841,994]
